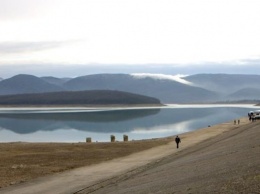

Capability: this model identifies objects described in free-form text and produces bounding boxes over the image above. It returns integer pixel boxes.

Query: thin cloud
[0,0,55,20]
[131,73,193,85]
[238,58,260,65]
[0,41,70,54]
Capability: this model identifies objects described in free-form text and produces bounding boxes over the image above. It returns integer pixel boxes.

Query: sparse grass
[0,138,172,188]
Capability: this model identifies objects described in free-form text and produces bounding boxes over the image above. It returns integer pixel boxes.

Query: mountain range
[0,73,259,103]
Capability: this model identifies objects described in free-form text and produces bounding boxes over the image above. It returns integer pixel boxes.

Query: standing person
[175,135,181,149]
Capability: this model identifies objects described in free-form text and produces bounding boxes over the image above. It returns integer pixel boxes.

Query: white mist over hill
[131,73,193,85]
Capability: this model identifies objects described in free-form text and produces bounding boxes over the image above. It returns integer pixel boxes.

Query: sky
[1,0,260,78]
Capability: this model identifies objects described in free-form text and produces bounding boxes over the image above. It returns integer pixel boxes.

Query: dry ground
[83,119,260,194]
[0,138,171,188]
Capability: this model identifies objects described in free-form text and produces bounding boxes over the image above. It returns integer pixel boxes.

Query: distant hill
[1,73,260,103]
[0,74,64,95]
[41,76,71,86]
[184,74,260,94]
[227,88,260,100]
[63,74,218,103]
[0,74,218,103]
[0,90,162,106]
[0,77,3,82]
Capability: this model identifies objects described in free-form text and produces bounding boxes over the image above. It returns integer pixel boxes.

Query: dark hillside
[0,90,162,106]
[0,74,63,95]
[64,74,131,91]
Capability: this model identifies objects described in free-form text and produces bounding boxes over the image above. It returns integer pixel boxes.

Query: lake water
[0,104,258,143]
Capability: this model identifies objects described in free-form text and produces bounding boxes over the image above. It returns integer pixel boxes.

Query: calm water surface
[0,104,258,142]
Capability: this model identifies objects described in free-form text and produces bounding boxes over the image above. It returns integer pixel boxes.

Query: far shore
[0,103,258,110]
[0,103,165,108]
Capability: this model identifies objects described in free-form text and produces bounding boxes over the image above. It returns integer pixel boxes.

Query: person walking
[175,135,181,149]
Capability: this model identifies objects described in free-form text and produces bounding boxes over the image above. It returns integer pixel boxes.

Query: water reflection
[0,106,256,142]
[0,109,161,134]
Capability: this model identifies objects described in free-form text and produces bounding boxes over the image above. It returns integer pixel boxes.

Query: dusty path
[0,117,257,194]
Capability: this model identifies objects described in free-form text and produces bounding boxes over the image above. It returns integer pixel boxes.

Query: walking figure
[234,120,236,125]
[175,136,181,149]
[238,119,240,124]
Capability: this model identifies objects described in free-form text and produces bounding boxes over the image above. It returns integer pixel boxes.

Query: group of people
[175,112,259,149]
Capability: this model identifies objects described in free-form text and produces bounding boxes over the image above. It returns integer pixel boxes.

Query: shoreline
[0,116,253,192]
[0,103,165,108]
[0,102,257,109]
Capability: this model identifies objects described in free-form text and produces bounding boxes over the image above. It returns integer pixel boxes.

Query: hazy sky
[1,0,260,77]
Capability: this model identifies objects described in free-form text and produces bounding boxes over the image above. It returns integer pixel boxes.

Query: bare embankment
[84,118,260,194]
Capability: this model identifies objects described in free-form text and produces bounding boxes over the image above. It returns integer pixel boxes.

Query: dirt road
[1,118,259,194]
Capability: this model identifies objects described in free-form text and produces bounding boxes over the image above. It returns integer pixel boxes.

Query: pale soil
[0,139,171,188]
[0,117,259,194]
